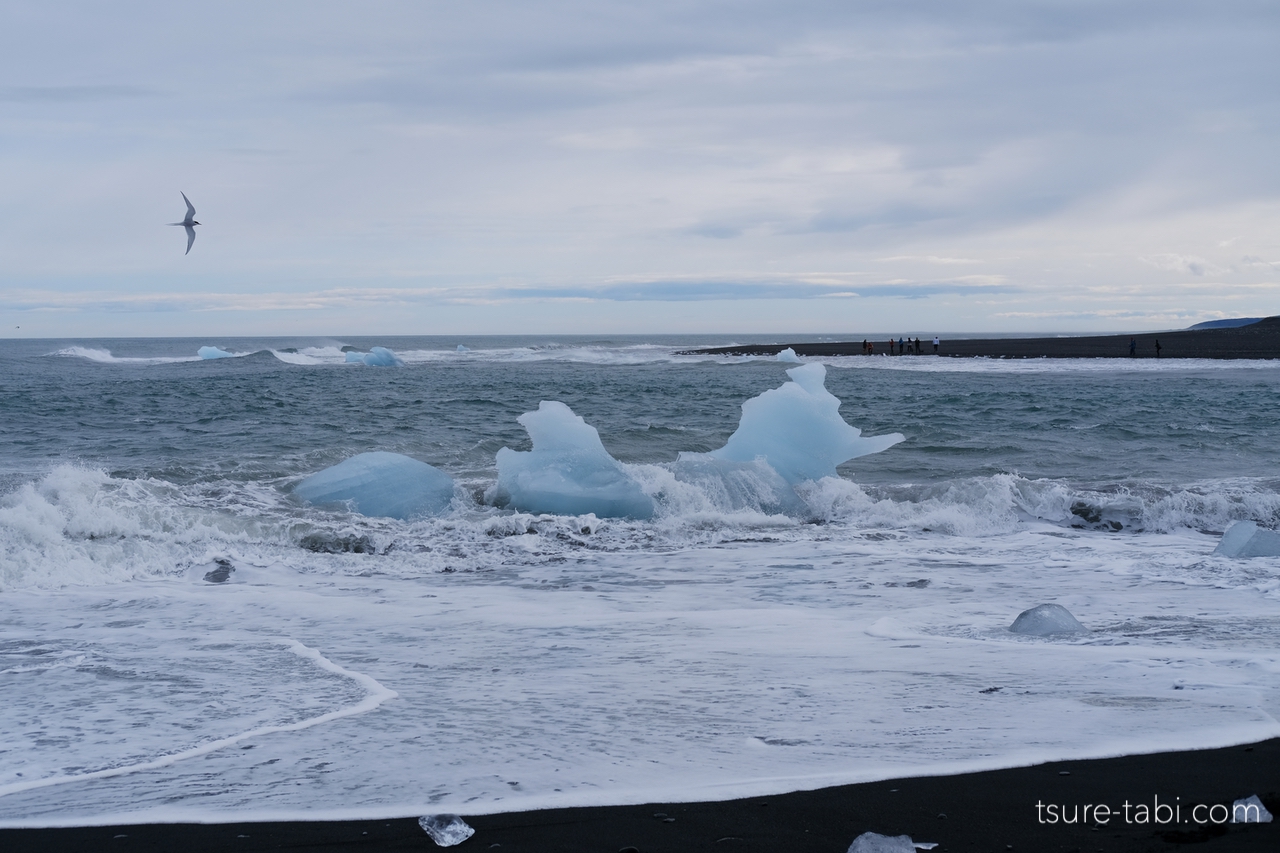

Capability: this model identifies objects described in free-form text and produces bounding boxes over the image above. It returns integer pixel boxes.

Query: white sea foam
[48,346,201,365]
[0,526,1275,825]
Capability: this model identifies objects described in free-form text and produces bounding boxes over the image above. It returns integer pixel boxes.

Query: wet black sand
[4,738,1275,852]
[685,316,1280,359]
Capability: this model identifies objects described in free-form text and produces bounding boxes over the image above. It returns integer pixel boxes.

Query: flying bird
[169,192,200,254]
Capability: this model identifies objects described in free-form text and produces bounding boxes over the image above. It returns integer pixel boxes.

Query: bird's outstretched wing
[181,192,196,223]
[184,224,196,255]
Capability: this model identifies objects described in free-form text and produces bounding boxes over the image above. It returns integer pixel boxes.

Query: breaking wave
[5,463,1279,591]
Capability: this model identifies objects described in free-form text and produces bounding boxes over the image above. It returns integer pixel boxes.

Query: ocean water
[1,336,1278,826]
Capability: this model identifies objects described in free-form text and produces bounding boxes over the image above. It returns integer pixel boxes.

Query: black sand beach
[685,316,1280,359]
[6,738,1275,852]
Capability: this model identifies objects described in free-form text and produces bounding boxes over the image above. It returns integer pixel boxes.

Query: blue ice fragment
[198,346,234,359]
[493,401,654,519]
[294,452,454,520]
[1214,521,1280,558]
[708,363,903,485]
[776,347,801,363]
[1009,603,1088,636]
[344,347,404,366]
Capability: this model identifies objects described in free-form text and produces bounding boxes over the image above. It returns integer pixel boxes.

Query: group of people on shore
[862,336,939,355]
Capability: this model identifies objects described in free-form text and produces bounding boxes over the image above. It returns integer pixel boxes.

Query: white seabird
[169,192,201,254]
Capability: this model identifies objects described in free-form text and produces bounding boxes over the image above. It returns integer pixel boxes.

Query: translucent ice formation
[847,832,921,853]
[1009,603,1088,636]
[493,401,655,519]
[294,452,454,520]
[198,346,234,359]
[1214,521,1280,558]
[776,347,801,363]
[1231,794,1273,823]
[344,347,404,367]
[702,363,904,485]
[418,814,475,846]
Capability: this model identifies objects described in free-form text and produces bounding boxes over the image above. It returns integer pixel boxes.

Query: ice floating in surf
[198,346,234,359]
[776,347,801,363]
[697,363,903,485]
[345,346,403,366]
[1214,520,1280,558]
[1009,603,1088,636]
[294,451,454,520]
[492,401,655,519]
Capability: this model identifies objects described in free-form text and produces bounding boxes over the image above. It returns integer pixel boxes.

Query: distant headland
[682,316,1280,359]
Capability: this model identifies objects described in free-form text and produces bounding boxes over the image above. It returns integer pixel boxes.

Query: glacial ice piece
[418,814,475,846]
[294,452,454,520]
[1231,794,1273,823]
[493,401,654,519]
[1009,603,1088,636]
[776,347,801,362]
[344,347,404,366]
[456,344,470,352]
[707,363,904,484]
[198,346,234,359]
[846,832,920,853]
[1214,521,1280,558]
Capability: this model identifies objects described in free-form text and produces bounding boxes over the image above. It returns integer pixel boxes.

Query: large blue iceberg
[345,346,404,367]
[294,451,455,520]
[694,363,904,485]
[492,402,655,519]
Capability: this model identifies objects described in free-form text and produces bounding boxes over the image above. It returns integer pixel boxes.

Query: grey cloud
[514,278,1018,302]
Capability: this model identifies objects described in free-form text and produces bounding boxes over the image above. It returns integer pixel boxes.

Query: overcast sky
[2,1,1278,337]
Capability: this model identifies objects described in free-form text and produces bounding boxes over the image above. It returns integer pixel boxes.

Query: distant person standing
[1129,337,1137,357]
[1155,339,1162,358]
[862,339,869,355]
[933,335,940,354]
[898,337,905,355]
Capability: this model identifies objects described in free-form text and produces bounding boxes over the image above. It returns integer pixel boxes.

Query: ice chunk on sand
[708,363,903,484]
[776,347,801,362]
[1214,521,1280,558]
[847,831,934,853]
[1231,794,1273,823]
[198,346,234,359]
[294,452,454,520]
[418,814,475,846]
[344,346,404,366]
[493,401,654,519]
[1010,603,1088,636]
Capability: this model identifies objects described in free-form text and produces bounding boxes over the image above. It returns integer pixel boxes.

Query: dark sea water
[1,336,1278,824]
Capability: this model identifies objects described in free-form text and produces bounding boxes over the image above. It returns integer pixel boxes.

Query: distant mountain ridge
[1188,317,1262,330]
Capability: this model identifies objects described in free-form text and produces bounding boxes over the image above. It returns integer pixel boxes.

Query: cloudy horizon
[2,1,1278,337]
